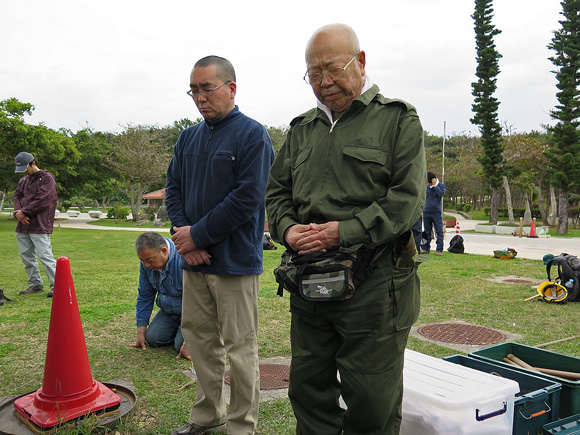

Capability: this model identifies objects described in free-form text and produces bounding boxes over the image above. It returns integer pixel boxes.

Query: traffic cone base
[13,257,121,430]
[528,219,539,238]
[14,380,120,430]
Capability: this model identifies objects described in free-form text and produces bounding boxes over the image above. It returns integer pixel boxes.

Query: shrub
[483,207,542,219]
[107,205,130,220]
[462,203,473,213]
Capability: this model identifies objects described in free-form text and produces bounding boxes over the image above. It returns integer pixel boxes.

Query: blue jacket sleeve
[136,263,156,327]
[433,182,446,199]
[165,150,189,234]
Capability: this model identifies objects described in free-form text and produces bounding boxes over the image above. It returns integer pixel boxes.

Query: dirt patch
[485,275,543,285]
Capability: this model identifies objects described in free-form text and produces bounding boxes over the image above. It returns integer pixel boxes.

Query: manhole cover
[225,364,290,390]
[417,323,506,345]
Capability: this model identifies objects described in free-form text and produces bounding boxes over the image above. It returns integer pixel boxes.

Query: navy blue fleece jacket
[165,106,274,275]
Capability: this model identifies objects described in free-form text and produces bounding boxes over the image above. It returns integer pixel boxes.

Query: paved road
[442,213,580,262]
[51,212,579,262]
[53,213,170,233]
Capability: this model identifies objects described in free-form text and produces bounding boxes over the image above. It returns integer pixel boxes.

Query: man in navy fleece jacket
[165,55,274,435]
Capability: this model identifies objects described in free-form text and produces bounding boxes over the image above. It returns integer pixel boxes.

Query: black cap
[14,152,35,173]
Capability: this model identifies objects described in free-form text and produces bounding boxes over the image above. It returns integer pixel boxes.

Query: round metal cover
[0,382,136,435]
[225,364,290,390]
[417,323,506,345]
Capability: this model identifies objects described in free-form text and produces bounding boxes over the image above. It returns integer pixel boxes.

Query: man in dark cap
[13,152,58,297]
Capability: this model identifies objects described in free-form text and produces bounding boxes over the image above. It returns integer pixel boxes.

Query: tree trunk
[129,181,138,221]
[0,190,5,212]
[489,187,499,224]
[503,175,514,224]
[547,186,559,226]
[537,180,548,225]
[557,188,569,235]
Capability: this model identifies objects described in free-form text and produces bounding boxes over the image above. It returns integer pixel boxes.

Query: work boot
[19,285,44,295]
[0,288,13,306]
[171,422,227,435]
[47,289,53,298]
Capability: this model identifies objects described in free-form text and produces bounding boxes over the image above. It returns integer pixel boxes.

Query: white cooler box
[401,349,519,435]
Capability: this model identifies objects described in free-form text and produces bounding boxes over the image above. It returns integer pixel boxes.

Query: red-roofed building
[142,188,165,208]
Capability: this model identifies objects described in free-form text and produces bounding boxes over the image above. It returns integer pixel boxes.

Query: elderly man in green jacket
[266,24,426,435]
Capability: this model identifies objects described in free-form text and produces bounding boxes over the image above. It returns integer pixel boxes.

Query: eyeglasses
[187,81,231,99]
[303,53,360,85]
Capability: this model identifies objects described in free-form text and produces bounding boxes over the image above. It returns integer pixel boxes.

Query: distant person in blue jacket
[130,232,190,360]
[421,171,446,256]
[165,55,275,435]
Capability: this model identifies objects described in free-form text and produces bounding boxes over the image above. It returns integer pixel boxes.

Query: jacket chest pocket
[339,146,389,198]
[211,151,236,191]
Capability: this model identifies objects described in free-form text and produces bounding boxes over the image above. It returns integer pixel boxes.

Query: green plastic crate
[544,413,580,434]
[444,354,561,435]
[470,342,580,419]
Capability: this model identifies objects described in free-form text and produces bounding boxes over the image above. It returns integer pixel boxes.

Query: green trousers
[288,256,420,435]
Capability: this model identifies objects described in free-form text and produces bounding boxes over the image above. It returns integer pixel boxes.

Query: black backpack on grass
[546,253,580,302]
[447,235,464,254]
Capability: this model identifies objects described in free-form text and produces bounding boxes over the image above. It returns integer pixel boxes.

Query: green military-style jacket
[266,84,426,252]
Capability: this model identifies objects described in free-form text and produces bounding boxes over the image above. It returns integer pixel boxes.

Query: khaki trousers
[182,272,260,435]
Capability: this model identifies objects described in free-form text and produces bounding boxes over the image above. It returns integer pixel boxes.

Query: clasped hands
[284,221,339,255]
[14,210,30,225]
[172,226,211,266]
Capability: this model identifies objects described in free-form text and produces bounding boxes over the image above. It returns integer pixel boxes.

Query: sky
[1,0,563,138]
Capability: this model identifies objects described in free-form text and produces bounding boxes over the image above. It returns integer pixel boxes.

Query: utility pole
[441,121,446,183]
[441,122,446,214]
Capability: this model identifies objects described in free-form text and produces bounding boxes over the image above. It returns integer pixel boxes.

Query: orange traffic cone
[14,257,121,431]
[456,222,461,234]
[528,218,538,238]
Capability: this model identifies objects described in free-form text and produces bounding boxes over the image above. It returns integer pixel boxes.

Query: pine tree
[546,0,580,234]
[471,0,504,225]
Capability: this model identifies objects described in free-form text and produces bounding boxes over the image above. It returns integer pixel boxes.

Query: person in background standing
[420,171,446,256]
[13,152,57,298]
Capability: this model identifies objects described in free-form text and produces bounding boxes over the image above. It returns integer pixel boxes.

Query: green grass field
[1,216,579,434]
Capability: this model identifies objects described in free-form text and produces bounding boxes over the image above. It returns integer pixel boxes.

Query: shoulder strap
[546,259,559,282]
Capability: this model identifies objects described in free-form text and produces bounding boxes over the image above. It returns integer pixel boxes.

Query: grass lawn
[1,216,579,434]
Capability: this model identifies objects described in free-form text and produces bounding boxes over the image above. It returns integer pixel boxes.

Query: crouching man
[131,231,189,360]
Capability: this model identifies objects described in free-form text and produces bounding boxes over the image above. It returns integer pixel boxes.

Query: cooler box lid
[404,349,520,409]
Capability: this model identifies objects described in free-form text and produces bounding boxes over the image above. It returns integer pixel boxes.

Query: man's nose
[320,73,335,86]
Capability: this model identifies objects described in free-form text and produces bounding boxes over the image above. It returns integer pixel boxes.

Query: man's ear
[228,81,237,100]
[357,51,366,77]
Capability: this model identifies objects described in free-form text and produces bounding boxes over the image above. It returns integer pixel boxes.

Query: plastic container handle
[476,402,507,421]
[518,400,551,420]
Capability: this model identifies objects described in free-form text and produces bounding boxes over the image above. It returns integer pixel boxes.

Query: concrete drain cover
[417,323,506,345]
[225,364,290,390]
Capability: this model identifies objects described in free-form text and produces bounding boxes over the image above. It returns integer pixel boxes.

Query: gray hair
[194,55,236,83]
[135,232,166,253]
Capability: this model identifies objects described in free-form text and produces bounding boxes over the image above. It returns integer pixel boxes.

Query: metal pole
[441,121,446,213]
[441,121,446,183]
